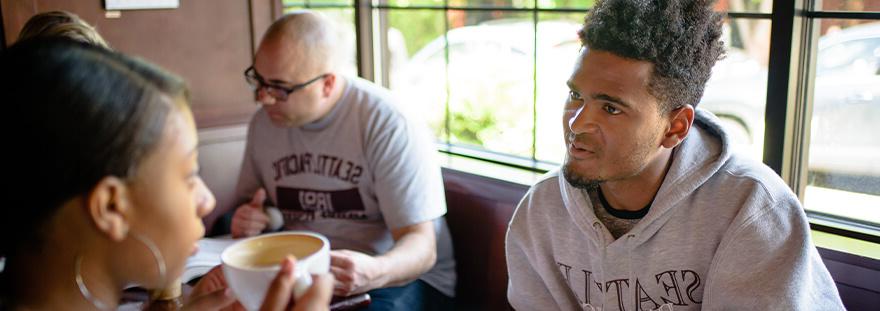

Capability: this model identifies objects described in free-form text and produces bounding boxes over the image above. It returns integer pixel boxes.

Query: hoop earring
[75,255,111,310]
[131,231,167,288]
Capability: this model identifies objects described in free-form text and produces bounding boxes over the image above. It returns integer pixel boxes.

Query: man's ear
[661,105,695,149]
[321,73,336,97]
[86,176,133,242]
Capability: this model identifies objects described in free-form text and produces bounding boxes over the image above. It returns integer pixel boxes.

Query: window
[280,0,880,240]
[803,16,880,229]
[380,1,591,165]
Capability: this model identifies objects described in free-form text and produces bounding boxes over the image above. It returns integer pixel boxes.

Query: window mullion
[763,0,803,184]
[355,0,375,81]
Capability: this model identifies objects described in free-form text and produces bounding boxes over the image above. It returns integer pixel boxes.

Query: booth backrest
[442,168,528,310]
[197,125,248,235]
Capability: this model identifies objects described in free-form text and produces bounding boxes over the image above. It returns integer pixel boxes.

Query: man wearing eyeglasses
[229,11,456,310]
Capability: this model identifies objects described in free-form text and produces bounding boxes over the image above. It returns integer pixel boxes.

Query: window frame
[766,0,880,243]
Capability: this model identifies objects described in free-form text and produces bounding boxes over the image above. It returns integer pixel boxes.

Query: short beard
[562,163,602,191]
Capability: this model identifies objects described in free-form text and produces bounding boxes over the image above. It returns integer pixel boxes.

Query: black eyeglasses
[244,66,329,101]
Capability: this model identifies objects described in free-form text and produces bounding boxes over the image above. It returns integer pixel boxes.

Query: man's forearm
[373,221,437,288]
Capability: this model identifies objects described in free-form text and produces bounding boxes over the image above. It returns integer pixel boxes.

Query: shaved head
[261,10,342,76]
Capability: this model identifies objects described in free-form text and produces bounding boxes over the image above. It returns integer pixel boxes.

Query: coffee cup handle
[292,270,313,299]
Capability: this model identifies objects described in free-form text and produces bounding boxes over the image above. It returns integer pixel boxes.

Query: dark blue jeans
[364,280,453,311]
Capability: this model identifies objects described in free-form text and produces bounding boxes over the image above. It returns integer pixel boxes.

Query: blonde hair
[17,11,110,48]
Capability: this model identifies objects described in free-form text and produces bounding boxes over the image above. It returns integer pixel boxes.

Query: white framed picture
[104,0,179,10]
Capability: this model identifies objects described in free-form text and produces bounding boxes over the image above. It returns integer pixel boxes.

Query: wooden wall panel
[1,0,279,128]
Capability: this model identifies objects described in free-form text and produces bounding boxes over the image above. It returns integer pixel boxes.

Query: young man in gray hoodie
[505,0,845,310]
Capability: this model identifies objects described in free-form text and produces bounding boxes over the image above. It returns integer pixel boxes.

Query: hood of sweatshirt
[558,108,732,248]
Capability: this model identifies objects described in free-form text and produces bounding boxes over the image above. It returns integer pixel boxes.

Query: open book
[182,236,238,283]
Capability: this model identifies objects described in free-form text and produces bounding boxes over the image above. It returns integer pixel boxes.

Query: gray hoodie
[506,110,844,310]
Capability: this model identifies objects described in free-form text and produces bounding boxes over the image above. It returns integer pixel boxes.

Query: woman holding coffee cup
[0,38,332,310]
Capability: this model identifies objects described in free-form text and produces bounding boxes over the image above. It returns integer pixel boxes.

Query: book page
[182,236,237,283]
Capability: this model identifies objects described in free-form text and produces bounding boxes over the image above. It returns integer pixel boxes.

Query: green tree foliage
[388,10,446,58]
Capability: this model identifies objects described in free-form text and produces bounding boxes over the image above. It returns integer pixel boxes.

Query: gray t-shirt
[235,76,456,297]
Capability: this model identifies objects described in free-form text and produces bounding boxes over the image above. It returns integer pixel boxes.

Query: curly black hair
[579,0,725,113]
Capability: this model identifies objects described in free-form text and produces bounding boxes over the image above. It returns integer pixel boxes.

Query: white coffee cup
[221,231,330,311]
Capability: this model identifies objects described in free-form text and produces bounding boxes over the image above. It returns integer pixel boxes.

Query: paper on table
[182,236,237,283]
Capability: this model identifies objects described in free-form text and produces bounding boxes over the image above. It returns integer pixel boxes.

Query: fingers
[259,257,297,311]
[230,302,248,311]
[328,252,356,296]
[202,265,226,284]
[237,216,270,230]
[329,251,353,270]
[251,188,266,207]
[292,274,334,311]
[236,220,267,237]
[231,203,270,238]
[329,266,353,296]
[183,287,236,311]
[189,265,227,298]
